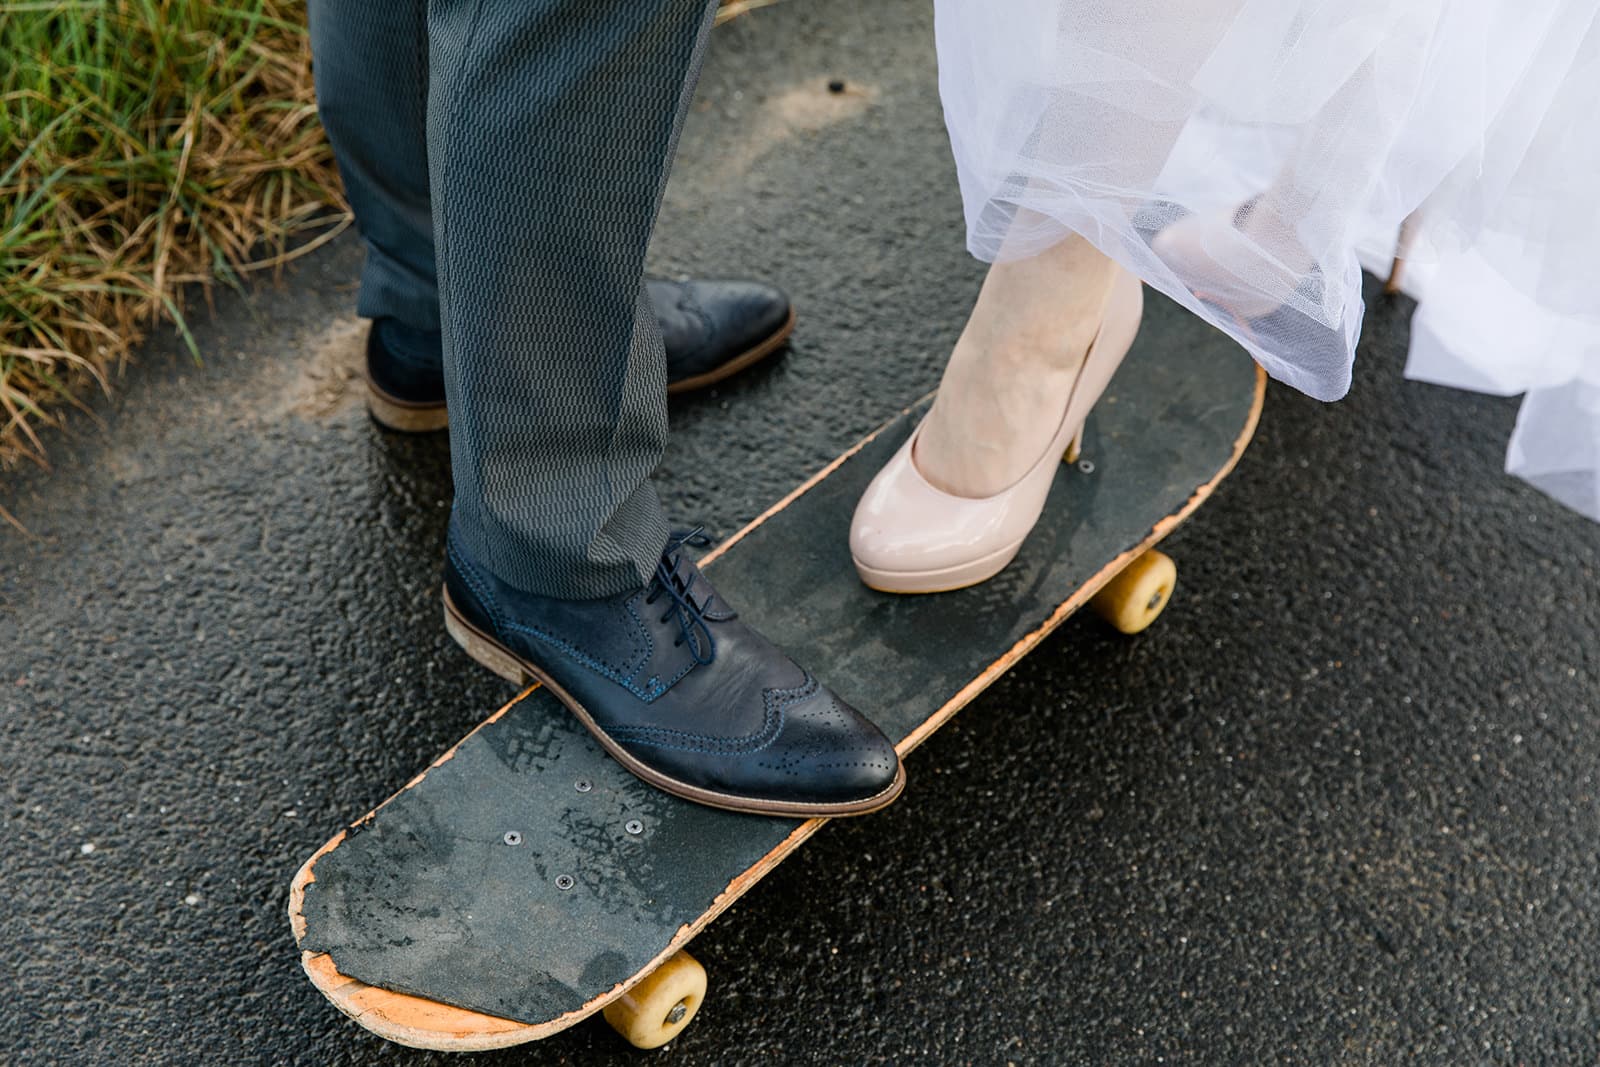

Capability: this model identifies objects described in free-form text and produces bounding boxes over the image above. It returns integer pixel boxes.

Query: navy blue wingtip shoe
[650,278,795,395]
[364,279,796,432]
[364,318,448,433]
[441,529,904,818]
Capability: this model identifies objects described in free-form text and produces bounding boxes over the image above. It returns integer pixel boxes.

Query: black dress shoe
[441,524,904,817]
[365,319,448,433]
[365,277,795,431]
[650,278,795,395]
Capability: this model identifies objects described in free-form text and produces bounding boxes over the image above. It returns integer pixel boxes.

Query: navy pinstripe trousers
[308,0,718,599]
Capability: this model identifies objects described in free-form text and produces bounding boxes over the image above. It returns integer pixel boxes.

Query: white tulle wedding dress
[934,0,1600,519]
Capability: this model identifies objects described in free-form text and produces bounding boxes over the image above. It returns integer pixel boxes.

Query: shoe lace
[643,528,723,665]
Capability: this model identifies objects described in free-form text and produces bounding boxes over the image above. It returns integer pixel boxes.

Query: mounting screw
[625,820,644,836]
[574,779,592,793]
[555,874,575,891]
[503,831,523,846]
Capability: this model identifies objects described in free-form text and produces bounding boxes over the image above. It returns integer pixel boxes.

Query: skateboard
[288,297,1266,1051]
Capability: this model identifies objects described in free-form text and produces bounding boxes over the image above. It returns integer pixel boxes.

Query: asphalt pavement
[4,1,1598,1063]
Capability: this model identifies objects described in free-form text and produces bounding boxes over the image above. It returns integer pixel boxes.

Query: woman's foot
[850,242,1143,594]
[1150,196,1316,322]
[915,236,1120,498]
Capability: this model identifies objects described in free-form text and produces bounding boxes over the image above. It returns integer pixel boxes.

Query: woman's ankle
[914,238,1120,498]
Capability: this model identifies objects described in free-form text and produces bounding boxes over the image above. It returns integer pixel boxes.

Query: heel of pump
[1063,425,1085,464]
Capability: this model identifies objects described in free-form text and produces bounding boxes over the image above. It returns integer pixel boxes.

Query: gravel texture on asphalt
[4,1,1597,1063]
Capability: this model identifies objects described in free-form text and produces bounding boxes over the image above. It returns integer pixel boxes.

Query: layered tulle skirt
[935,0,1600,518]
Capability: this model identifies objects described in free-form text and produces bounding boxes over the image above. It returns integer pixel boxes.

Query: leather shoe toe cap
[693,279,792,352]
[653,278,793,380]
[755,688,901,806]
[615,682,901,812]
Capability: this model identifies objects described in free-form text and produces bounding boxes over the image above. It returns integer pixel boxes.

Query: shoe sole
[441,584,905,818]
[365,384,450,433]
[366,306,797,433]
[851,536,1027,595]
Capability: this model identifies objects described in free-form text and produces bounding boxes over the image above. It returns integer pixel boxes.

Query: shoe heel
[367,381,450,433]
[1062,272,1142,467]
[1063,425,1085,464]
[443,596,531,685]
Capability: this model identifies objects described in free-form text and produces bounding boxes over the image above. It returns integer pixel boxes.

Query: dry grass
[0,0,347,473]
[0,0,778,479]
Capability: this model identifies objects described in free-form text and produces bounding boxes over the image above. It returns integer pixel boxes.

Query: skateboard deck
[288,299,1266,1051]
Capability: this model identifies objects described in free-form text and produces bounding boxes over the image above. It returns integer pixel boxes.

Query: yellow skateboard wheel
[1091,549,1176,635]
[602,950,707,1050]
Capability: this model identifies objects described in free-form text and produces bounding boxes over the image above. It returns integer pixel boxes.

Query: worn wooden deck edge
[287,365,1266,1050]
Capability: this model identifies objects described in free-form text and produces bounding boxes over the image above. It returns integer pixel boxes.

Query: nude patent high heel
[849,268,1143,594]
